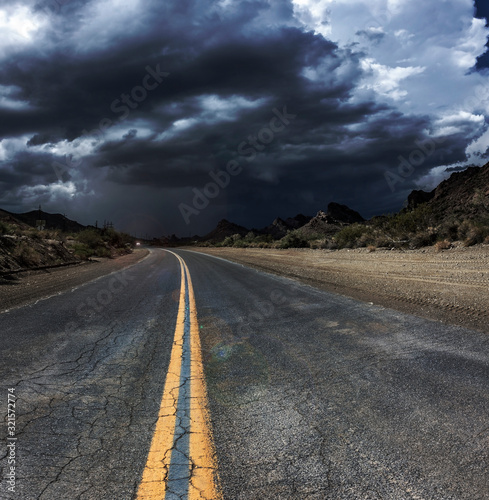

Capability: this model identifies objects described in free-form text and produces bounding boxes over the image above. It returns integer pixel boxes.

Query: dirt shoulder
[0,249,149,312]
[189,246,489,334]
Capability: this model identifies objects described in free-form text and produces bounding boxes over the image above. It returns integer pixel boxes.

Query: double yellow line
[137,250,222,499]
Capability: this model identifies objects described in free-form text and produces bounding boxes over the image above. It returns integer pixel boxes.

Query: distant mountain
[260,213,312,238]
[295,203,365,238]
[4,209,87,232]
[297,210,342,237]
[0,210,32,231]
[407,162,489,220]
[202,219,249,243]
[197,203,364,244]
[326,202,365,224]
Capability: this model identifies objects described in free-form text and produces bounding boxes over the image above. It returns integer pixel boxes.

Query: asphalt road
[0,248,488,499]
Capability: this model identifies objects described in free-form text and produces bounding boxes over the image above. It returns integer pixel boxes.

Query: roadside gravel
[190,245,489,334]
[0,249,149,313]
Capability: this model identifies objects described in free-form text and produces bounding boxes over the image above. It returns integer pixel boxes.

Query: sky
[0,0,488,237]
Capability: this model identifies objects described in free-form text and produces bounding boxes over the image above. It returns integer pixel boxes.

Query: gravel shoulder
[0,249,149,312]
[189,245,489,334]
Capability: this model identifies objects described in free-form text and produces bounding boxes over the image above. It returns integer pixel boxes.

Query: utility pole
[36,205,46,230]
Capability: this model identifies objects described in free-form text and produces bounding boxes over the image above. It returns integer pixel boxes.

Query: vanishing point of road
[0,248,488,499]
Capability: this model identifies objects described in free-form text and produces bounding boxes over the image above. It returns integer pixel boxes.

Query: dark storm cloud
[0,0,484,235]
[474,0,489,70]
[355,29,385,44]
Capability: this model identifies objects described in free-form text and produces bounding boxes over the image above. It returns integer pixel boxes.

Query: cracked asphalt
[1,248,489,499]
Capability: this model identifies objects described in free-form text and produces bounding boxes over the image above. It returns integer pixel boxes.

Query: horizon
[1,1,489,238]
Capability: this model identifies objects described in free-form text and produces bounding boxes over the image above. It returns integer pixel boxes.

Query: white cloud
[0,4,48,58]
[434,111,486,137]
[199,94,267,118]
[359,58,425,100]
[0,135,32,160]
[465,126,489,162]
[17,181,78,204]
[292,0,489,173]
[292,0,333,38]
[72,0,146,52]
[157,95,268,141]
[452,17,488,69]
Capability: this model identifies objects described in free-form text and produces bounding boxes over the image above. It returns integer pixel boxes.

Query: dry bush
[435,240,451,252]
[13,243,41,267]
[410,231,437,249]
[457,220,472,241]
[464,226,489,247]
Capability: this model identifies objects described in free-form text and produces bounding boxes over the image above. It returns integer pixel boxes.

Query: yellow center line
[136,250,222,500]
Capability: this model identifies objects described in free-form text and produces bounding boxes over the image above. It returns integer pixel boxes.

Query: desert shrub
[457,220,472,241]
[76,229,105,249]
[309,238,331,249]
[43,229,62,241]
[13,243,41,267]
[356,230,378,248]
[464,226,489,247]
[104,228,134,248]
[382,204,434,238]
[0,221,12,235]
[233,238,248,248]
[255,241,273,248]
[371,236,393,248]
[220,234,243,247]
[438,222,459,242]
[250,234,274,247]
[334,224,369,248]
[278,231,309,249]
[94,246,112,258]
[71,242,111,259]
[72,243,92,260]
[435,240,451,252]
[26,229,43,240]
[410,231,437,249]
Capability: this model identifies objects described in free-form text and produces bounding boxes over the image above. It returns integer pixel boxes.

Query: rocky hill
[260,214,312,238]
[10,209,87,232]
[202,219,250,243]
[0,209,134,274]
[407,162,489,220]
[296,203,365,238]
[0,211,79,273]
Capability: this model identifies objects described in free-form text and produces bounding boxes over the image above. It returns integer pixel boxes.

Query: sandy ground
[0,249,149,312]
[189,245,489,334]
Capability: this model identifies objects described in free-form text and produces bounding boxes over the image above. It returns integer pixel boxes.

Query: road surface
[0,248,488,499]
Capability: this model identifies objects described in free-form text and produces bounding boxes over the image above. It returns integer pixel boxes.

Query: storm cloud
[0,0,488,236]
